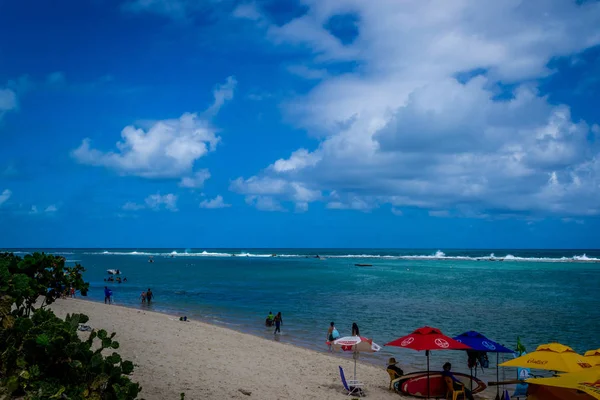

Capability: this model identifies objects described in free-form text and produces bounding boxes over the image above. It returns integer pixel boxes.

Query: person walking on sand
[273,312,282,335]
[352,322,360,336]
[104,286,112,305]
[146,288,154,304]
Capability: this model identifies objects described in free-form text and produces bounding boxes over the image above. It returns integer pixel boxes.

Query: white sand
[50,299,493,400]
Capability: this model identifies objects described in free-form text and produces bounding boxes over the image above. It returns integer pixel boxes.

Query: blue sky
[1,0,600,248]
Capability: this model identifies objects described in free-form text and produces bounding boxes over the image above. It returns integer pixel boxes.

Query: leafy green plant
[0,252,141,399]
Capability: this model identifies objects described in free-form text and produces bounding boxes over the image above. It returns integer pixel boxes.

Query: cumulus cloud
[145,193,178,211]
[73,76,235,180]
[29,206,38,215]
[45,205,58,213]
[179,169,211,188]
[199,195,231,209]
[231,0,600,217]
[244,195,285,212]
[230,176,321,212]
[73,113,218,178]
[0,189,11,206]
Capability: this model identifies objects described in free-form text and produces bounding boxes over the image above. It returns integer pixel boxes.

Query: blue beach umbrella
[454,331,514,397]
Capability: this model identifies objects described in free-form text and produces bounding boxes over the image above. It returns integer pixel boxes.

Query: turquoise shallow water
[6,248,600,382]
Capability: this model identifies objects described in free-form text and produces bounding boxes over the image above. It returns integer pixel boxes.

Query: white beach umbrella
[328,335,381,381]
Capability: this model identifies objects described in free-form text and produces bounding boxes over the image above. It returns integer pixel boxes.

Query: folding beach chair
[339,366,365,397]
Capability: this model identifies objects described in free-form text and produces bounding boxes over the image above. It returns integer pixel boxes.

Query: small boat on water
[107,269,121,275]
[355,263,373,267]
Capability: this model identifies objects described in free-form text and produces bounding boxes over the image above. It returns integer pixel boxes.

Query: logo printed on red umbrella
[435,338,450,348]
[401,337,415,347]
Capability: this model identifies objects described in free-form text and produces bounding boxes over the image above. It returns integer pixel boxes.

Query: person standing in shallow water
[273,312,282,335]
[352,322,360,336]
[146,288,154,304]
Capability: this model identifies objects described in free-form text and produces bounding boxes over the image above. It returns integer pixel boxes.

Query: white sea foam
[83,249,600,263]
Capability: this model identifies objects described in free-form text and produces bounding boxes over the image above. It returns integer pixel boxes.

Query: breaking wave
[84,250,600,263]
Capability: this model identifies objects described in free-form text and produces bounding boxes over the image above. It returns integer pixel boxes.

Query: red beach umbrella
[385,326,472,398]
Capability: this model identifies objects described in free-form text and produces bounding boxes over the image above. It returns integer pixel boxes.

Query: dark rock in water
[355,263,373,267]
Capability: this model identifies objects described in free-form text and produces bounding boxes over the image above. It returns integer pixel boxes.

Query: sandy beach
[50,299,493,400]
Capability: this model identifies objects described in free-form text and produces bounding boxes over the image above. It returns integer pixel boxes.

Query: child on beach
[273,312,282,335]
[140,291,146,304]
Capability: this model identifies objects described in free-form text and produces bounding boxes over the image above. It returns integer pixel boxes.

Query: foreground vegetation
[0,252,141,400]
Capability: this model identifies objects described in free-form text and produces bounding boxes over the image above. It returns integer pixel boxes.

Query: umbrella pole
[470,367,473,391]
[354,350,357,382]
[496,352,499,398]
[426,350,430,400]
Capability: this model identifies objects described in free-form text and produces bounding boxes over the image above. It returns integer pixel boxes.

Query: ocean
[6,248,600,382]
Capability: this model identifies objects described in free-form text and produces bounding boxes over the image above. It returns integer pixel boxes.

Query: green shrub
[0,252,141,399]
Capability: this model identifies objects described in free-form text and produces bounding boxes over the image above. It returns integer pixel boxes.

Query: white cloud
[73,113,218,179]
[145,193,178,211]
[73,76,235,179]
[245,195,285,212]
[391,207,403,216]
[233,3,262,21]
[232,0,600,217]
[122,202,145,211]
[179,169,211,188]
[0,189,11,206]
[231,176,321,211]
[199,195,231,209]
[122,193,178,212]
[45,205,58,213]
[29,205,38,215]
[204,76,237,117]
[271,149,321,172]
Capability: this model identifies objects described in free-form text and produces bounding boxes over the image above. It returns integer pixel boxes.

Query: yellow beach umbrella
[585,349,600,367]
[526,368,600,400]
[499,343,593,373]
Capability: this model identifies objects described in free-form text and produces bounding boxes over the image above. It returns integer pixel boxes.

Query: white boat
[107,269,121,275]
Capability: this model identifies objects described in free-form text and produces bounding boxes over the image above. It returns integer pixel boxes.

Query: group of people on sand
[265,311,283,334]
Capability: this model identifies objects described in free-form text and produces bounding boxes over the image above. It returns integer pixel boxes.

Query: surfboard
[398,371,487,398]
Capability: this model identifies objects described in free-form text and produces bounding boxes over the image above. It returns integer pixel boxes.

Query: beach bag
[332,328,340,339]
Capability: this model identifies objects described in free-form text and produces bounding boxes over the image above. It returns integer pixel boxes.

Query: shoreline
[50,298,494,400]
[50,298,489,400]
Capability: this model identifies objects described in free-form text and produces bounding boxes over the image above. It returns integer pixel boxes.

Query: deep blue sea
[5,248,600,382]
